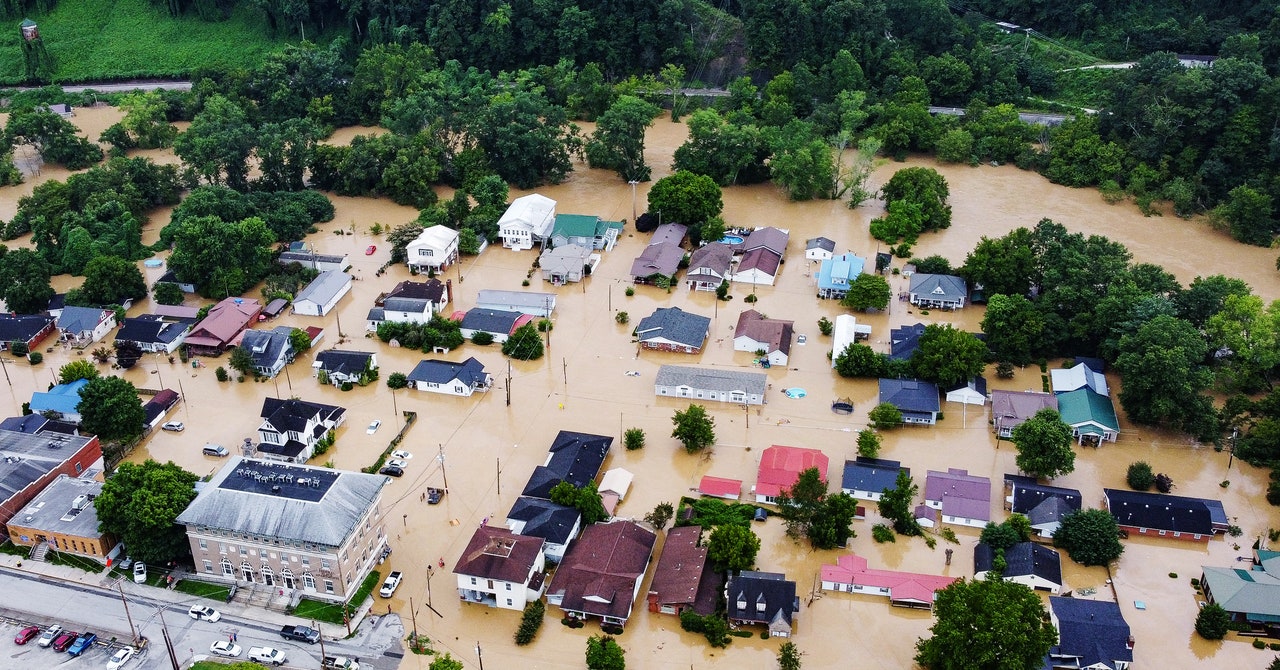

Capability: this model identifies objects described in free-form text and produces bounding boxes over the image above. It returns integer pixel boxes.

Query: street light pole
[476,641,484,670]
[628,180,638,224]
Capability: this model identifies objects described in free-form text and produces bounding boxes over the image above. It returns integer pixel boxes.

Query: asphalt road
[0,567,389,670]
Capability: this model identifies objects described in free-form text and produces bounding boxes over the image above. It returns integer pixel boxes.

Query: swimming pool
[783,388,807,399]
[720,235,745,245]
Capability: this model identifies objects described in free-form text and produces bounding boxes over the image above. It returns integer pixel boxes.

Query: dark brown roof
[547,521,657,621]
[384,279,447,304]
[649,526,710,608]
[733,310,794,356]
[452,526,544,582]
[735,247,782,277]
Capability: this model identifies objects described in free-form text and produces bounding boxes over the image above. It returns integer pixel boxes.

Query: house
[685,243,734,291]
[914,504,939,529]
[453,526,547,610]
[238,327,296,378]
[156,270,197,294]
[1046,597,1134,670]
[292,271,352,317]
[1103,488,1227,541]
[816,253,865,299]
[829,314,872,368]
[539,244,598,285]
[598,467,633,514]
[114,315,193,354]
[654,365,767,406]
[1051,362,1109,395]
[56,306,116,347]
[367,280,452,330]
[841,457,908,502]
[255,398,346,463]
[550,213,623,251]
[141,389,181,430]
[1200,548,1280,632]
[944,377,987,406]
[521,431,613,499]
[406,357,492,397]
[819,553,956,609]
[452,308,535,343]
[647,525,717,616]
[313,350,377,387]
[406,226,460,272]
[1056,389,1120,444]
[889,323,927,360]
[475,289,556,318]
[697,476,742,500]
[649,222,689,247]
[635,307,711,354]
[37,103,74,118]
[878,378,941,425]
[908,274,967,310]
[175,457,388,603]
[923,468,991,528]
[261,298,289,320]
[974,542,1062,593]
[498,194,557,250]
[29,379,91,424]
[805,237,835,262]
[6,475,116,560]
[754,445,829,504]
[545,520,657,627]
[731,227,789,286]
[733,310,794,366]
[505,497,581,562]
[0,314,55,352]
[277,250,350,273]
[630,240,686,285]
[185,298,262,355]
[991,391,1058,438]
[0,429,101,536]
[1177,54,1217,68]
[1003,475,1081,539]
[726,571,799,638]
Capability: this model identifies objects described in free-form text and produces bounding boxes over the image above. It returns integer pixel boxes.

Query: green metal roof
[1056,389,1119,431]
[554,214,603,238]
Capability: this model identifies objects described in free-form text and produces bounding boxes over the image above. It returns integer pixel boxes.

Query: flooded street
[1,107,1279,669]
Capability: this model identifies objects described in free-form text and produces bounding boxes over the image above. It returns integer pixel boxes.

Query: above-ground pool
[783,388,807,399]
[720,235,745,245]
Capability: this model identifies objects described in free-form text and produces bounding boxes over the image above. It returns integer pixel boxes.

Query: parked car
[161,421,184,432]
[379,465,403,477]
[202,444,229,457]
[387,458,408,469]
[391,450,413,460]
[365,245,377,255]
[427,487,443,504]
[188,605,221,622]
[367,419,381,434]
[209,641,242,657]
[36,625,62,648]
[279,625,320,644]
[14,625,40,645]
[323,656,361,670]
[106,647,137,670]
[51,630,78,652]
[67,631,96,657]
[248,647,288,666]
[379,571,403,598]
[133,561,147,583]
[118,555,133,570]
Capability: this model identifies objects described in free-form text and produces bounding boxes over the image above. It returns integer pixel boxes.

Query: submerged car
[426,488,443,504]
[367,419,381,434]
[379,465,404,478]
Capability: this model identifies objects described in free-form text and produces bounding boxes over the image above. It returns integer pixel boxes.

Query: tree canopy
[1012,408,1076,480]
[910,324,987,388]
[646,171,724,227]
[76,376,145,442]
[95,459,198,564]
[840,273,891,312]
[707,524,760,572]
[915,576,1057,670]
[671,404,716,453]
[1053,509,1124,566]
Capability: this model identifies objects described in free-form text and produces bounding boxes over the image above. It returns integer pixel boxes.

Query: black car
[426,487,443,504]
[380,465,404,477]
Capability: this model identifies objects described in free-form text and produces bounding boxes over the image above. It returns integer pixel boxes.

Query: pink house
[754,445,829,504]
[698,476,742,500]
[819,553,956,609]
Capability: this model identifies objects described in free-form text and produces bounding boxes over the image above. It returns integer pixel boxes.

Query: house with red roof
[184,297,262,355]
[753,445,829,504]
[698,475,742,500]
[646,525,718,616]
[820,553,956,609]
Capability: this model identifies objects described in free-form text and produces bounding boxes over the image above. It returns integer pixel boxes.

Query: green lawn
[0,0,303,84]
[292,570,380,625]
[174,579,232,601]
[0,541,30,557]
[45,550,106,573]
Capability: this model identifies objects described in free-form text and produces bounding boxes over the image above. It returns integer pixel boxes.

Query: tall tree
[76,376,145,442]
[671,404,716,453]
[981,294,1044,366]
[910,324,987,387]
[915,576,1057,670]
[71,256,147,306]
[168,215,276,298]
[0,248,54,314]
[585,635,626,670]
[880,166,951,232]
[173,95,256,190]
[1053,509,1124,566]
[1012,408,1076,480]
[840,273,891,312]
[1114,315,1215,437]
[877,469,921,536]
[775,467,828,539]
[95,460,198,565]
[961,228,1036,298]
[706,524,760,571]
[586,95,660,182]
[646,171,724,226]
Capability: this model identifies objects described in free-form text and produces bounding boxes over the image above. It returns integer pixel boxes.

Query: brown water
[1,107,1277,669]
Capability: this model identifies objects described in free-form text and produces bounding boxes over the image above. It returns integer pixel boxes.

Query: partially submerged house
[1046,597,1134,670]
[697,475,742,500]
[1200,548,1280,633]
[452,308,535,343]
[726,571,799,638]
[654,365,767,405]
[277,250,349,273]
[685,242,734,291]
[545,520,657,628]
[1056,388,1120,444]
[635,307,710,354]
[820,553,956,609]
[647,525,717,616]
[889,323,927,360]
[991,391,1058,438]
[475,289,556,318]
[923,469,991,528]
[539,243,597,285]
[805,237,835,262]
[733,310,794,366]
[630,224,688,286]
[367,279,452,331]
[238,327,296,378]
[1104,488,1227,542]
[406,225,460,272]
[114,315,193,354]
[56,306,115,347]
[185,297,262,355]
[406,358,492,397]
[730,227,789,286]
[0,314,55,353]
[908,274,967,310]
[292,271,352,317]
[254,398,346,463]
[829,314,871,368]
[974,542,1063,594]
[816,253,865,300]
[313,350,378,387]
[878,378,941,425]
[841,457,908,503]
[29,379,90,424]
[499,194,556,250]
[944,377,987,406]
[1051,362,1109,395]
[453,526,546,610]
[550,213,623,251]
[505,497,581,562]
[1003,475,1081,539]
[521,431,613,500]
[754,445,829,504]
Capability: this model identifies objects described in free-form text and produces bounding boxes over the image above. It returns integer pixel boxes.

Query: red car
[52,631,78,652]
[365,245,376,255]
[14,626,40,645]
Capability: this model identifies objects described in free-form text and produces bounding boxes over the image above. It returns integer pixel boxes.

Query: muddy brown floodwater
[2,107,1279,669]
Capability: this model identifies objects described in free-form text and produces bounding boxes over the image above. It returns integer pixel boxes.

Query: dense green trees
[95,460,198,566]
[839,273,891,312]
[878,469,922,536]
[915,576,1057,670]
[168,215,276,298]
[549,481,608,525]
[586,96,660,182]
[647,172,724,227]
[6,108,103,170]
[910,324,987,388]
[76,376,146,442]
[1011,409,1076,480]
[707,524,760,571]
[672,404,716,453]
[0,248,54,314]
[1053,509,1124,567]
[776,467,857,549]
[68,256,147,307]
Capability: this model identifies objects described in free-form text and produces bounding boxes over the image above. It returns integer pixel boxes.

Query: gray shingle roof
[909,273,967,302]
[687,243,733,274]
[878,378,941,414]
[240,329,292,370]
[56,306,107,334]
[175,456,387,547]
[806,237,835,252]
[841,457,906,494]
[406,357,489,386]
[315,350,374,376]
[655,365,768,396]
[727,570,798,626]
[1048,597,1133,669]
[635,307,711,349]
[459,308,526,334]
[293,271,351,306]
[0,314,53,344]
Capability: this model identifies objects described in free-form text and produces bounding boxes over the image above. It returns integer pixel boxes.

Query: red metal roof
[698,475,742,499]
[756,445,828,498]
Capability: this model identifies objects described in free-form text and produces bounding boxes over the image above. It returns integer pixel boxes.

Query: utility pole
[313,620,327,661]
[476,642,484,670]
[438,444,449,492]
[505,361,512,407]
[158,608,180,670]
[409,596,419,646]
[628,180,638,223]
[283,362,292,391]
[118,583,138,645]
[496,457,501,496]
[562,358,567,389]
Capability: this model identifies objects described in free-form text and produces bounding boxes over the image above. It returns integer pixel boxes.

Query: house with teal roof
[1055,388,1119,444]
[550,214,623,251]
[1201,548,1280,632]
[816,253,866,299]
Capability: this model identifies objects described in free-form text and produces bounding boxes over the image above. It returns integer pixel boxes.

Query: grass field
[0,0,301,84]
[292,570,380,625]
[174,579,233,601]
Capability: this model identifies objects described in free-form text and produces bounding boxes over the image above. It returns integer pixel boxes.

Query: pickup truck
[379,571,403,598]
[323,656,362,670]
[248,646,288,666]
[279,624,321,644]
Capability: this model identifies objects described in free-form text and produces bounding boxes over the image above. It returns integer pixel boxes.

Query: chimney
[1126,635,1134,650]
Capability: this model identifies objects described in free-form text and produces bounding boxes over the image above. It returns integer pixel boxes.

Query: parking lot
[0,616,142,670]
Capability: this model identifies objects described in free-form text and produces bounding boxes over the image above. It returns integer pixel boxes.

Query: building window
[304,573,316,590]
[75,463,83,473]
[506,599,513,607]
[321,559,330,570]
[199,539,208,550]
[302,557,310,568]
[203,560,213,573]
[471,577,477,585]
[325,580,334,594]
[222,559,233,577]
[240,547,247,556]
[505,583,512,591]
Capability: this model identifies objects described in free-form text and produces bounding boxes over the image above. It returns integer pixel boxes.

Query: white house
[453,526,547,610]
[498,194,557,251]
[313,350,378,386]
[923,468,991,528]
[539,244,598,284]
[240,327,295,378]
[407,226,461,272]
[829,314,871,367]
[292,271,352,317]
[655,365,768,405]
[805,237,835,262]
[56,306,116,347]
[685,243,734,291]
[974,542,1062,594]
[405,358,492,397]
[733,310,794,366]
[255,398,346,463]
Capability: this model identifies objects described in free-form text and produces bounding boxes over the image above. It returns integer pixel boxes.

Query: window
[199,539,208,550]
[303,573,316,590]
[75,462,83,473]
[325,580,334,594]
[505,583,512,591]
[506,599,513,607]
[321,559,331,570]
[203,560,213,573]
[302,557,310,568]
[240,547,247,556]
[471,577,477,585]
[222,559,233,577]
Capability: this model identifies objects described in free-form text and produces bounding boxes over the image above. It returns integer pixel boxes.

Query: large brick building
[0,427,102,535]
